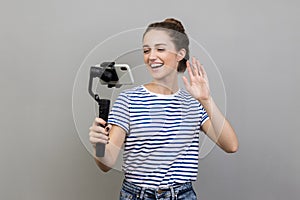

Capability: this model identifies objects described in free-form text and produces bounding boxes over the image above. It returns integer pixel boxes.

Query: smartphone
[93,63,134,86]
[109,64,134,85]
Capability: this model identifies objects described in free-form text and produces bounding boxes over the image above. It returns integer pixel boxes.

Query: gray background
[1,0,299,199]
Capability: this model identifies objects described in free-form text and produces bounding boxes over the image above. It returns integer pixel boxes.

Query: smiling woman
[143,30,180,89]
[88,18,238,200]
[143,18,189,72]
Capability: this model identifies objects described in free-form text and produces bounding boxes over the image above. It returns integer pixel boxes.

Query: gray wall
[1,0,299,199]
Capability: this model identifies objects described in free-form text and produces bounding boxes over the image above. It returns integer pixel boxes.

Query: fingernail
[105,127,110,132]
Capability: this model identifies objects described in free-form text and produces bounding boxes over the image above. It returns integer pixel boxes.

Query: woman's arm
[183,57,238,153]
[200,98,238,153]
[89,118,126,172]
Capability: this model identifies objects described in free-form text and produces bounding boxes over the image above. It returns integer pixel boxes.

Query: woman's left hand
[182,57,211,104]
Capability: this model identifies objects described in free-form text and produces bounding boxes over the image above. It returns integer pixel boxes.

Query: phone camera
[120,67,128,71]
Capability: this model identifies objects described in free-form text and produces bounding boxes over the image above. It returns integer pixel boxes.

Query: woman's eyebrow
[143,43,167,48]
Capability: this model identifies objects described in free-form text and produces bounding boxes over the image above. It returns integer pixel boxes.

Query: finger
[182,76,192,94]
[90,136,109,145]
[89,131,109,144]
[191,57,198,76]
[182,76,190,89]
[186,60,194,79]
[93,117,107,127]
[89,124,109,135]
[89,130,109,140]
[198,61,206,77]
[192,57,196,68]
[105,124,112,132]
[196,59,203,77]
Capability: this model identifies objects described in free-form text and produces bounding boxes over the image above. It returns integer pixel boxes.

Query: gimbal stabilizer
[88,62,120,157]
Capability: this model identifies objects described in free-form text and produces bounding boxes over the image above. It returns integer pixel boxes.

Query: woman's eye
[143,49,150,54]
[157,48,165,52]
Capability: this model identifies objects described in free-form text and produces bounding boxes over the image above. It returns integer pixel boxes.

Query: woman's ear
[177,48,186,62]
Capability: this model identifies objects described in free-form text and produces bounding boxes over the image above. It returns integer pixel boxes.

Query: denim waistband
[121,179,194,199]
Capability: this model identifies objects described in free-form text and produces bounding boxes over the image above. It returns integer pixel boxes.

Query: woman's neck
[144,79,179,95]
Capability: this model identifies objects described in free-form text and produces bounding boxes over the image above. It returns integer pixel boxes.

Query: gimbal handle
[95,97,110,157]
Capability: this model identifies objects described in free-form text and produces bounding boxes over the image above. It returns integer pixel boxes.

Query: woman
[89,18,238,200]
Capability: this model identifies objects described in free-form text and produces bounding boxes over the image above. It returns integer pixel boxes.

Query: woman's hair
[143,18,190,72]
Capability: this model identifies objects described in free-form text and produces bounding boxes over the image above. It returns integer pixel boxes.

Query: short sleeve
[199,104,209,126]
[108,92,130,133]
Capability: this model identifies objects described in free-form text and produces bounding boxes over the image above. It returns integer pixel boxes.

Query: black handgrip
[96,99,110,157]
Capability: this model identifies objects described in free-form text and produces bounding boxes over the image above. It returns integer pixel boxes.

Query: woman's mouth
[150,63,164,69]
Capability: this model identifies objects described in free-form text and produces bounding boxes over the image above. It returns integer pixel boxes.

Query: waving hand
[182,57,211,103]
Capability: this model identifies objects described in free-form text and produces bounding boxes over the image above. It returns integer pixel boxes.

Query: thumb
[182,76,190,90]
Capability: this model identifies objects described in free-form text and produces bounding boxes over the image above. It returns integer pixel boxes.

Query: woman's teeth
[150,63,163,68]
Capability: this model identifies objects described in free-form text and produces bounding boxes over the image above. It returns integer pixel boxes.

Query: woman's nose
[149,50,157,60]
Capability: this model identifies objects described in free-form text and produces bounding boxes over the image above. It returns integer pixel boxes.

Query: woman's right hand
[89,118,111,147]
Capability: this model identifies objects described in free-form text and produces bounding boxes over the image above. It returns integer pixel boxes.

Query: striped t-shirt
[108,85,209,188]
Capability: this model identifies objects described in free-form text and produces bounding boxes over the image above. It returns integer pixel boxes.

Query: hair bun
[164,18,185,33]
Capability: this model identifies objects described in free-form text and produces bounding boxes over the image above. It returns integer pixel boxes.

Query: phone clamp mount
[88,61,120,157]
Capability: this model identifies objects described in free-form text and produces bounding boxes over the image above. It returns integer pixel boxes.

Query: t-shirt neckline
[141,85,181,98]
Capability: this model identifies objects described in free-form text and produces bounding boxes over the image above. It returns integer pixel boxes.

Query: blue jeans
[120,179,198,200]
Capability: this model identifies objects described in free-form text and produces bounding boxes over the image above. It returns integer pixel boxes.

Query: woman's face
[143,29,179,81]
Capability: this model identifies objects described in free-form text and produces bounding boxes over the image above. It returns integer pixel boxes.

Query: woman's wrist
[197,96,213,108]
